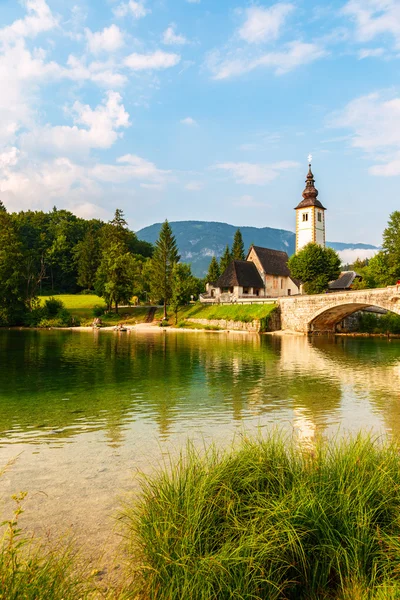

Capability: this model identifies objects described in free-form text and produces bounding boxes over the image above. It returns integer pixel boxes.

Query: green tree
[95,242,136,313]
[206,256,220,283]
[288,243,341,295]
[382,211,400,283]
[220,245,232,274]
[0,211,26,325]
[232,228,245,260]
[170,264,192,324]
[364,252,396,288]
[0,199,6,212]
[150,220,180,318]
[74,228,100,290]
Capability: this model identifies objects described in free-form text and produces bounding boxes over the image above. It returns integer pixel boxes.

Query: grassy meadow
[4,434,400,598]
[36,295,277,329]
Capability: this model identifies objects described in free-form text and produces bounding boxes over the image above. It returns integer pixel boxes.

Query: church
[204,160,326,301]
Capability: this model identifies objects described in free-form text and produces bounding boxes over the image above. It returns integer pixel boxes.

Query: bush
[92,304,106,318]
[124,434,400,599]
[43,297,65,317]
[358,312,400,334]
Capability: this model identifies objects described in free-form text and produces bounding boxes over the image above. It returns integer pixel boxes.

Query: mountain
[136,221,379,278]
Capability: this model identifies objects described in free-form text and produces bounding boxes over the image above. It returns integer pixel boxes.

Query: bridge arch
[308,302,394,333]
[278,286,400,333]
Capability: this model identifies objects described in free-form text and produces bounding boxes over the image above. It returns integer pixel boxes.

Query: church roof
[249,246,292,277]
[295,164,326,210]
[216,260,264,289]
[329,271,362,290]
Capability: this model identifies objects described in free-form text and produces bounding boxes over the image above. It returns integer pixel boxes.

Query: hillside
[137,221,378,277]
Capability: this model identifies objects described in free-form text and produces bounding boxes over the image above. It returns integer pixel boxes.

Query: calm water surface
[1,330,400,558]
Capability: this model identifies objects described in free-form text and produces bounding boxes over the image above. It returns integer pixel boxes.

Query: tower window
[302,213,308,222]
[317,212,322,222]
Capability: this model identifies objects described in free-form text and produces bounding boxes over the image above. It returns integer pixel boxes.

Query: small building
[205,246,300,302]
[328,271,362,292]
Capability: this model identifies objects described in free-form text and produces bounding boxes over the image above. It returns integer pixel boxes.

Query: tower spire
[294,156,326,253]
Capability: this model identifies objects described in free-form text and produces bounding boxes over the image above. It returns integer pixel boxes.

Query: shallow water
[0,330,399,558]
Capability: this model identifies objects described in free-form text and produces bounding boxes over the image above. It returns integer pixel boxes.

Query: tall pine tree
[74,227,100,290]
[232,228,245,260]
[219,245,232,274]
[206,256,220,283]
[150,220,180,318]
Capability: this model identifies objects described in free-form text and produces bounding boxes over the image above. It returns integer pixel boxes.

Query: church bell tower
[295,157,326,253]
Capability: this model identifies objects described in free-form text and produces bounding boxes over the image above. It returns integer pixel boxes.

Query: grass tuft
[122,433,400,599]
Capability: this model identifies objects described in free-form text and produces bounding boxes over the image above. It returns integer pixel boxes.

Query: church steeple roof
[295,163,326,210]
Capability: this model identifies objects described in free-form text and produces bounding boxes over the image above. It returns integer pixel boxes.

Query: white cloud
[0,147,19,169]
[0,0,58,44]
[140,183,163,190]
[233,194,269,207]
[0,40,60,145]
[342,0,400,49]
[124,50,181,70]
[338,248,379,264]
[332,92,400,151]
[113,0,150,19]
[72,201,111,221]
[331,91,400,176]
[162,24,188,46]
[214,160,299,185]
[238,3,294,44]
[185,181,203,190]
[91,154,172,184]
[180,117,197,126]
[85,25,124,55]
[358,47,385,59]
[21,91,130,156]
[207,41,326,79]
[62,55,127,87]
[0,153,171,214]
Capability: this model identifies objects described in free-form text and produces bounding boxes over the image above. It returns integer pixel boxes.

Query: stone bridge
[278,286,400,333]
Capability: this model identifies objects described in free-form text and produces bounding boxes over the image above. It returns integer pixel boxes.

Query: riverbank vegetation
[0,202,204,327]
[174,302,277,329]
[5,433,400,598]
[357,311,400,334]
[125,434,400,599]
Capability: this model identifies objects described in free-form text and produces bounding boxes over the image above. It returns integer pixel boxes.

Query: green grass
[0,492,90,599]
[39,294,106,319]
[122,433,400,600]
[177,302,277,323]
[38,296,163,325]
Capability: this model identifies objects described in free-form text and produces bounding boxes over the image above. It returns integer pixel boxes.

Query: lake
[1,329,399,562]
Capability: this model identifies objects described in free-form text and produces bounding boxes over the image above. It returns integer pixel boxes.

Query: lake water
[1,329,400,562]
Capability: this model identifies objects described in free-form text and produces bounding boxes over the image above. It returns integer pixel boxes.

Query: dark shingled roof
[249,246,291,277]
[216,260,264,289]
[329,271,361,290]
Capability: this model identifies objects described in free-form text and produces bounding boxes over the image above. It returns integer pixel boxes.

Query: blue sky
[0,0,399,247]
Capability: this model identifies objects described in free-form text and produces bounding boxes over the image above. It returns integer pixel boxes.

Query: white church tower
[295,157,326,253]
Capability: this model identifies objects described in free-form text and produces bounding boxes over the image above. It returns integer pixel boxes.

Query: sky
[0,0,399,246]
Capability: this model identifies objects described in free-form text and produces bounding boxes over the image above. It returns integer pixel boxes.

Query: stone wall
[186,318,261,332]
[278,286,400,333]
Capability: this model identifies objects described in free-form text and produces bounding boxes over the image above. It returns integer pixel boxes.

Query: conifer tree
[232,228,245,260]
[206,256,220,283]
[150,220,180,318]
[219,245,232,274]
[74,227,100,290]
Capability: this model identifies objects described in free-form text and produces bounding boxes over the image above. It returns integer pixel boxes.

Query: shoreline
[2,325,400,338]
